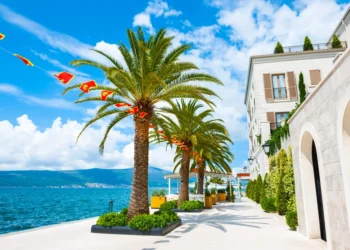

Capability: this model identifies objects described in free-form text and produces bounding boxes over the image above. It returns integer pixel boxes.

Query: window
[310,70,321,85]
[272,74,288,99]
[276,112,289,127]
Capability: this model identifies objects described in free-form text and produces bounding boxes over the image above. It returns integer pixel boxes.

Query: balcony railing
[281,41,347,54]
[273,87,288,99]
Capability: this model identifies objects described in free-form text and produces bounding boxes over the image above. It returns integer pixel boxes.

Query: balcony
[273,87,288,99]
[281,41,347,54]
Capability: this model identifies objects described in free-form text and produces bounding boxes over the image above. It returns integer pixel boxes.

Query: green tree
[274,42,284,54]
[255,174,263,203]
[276,149,288,215]
[298,72,306,104]
[332,35,342,49]
[303,36,314,51]
[64,27,221,220]
[152,100,229,206]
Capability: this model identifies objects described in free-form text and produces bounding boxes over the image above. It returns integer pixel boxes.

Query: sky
[0,0,348,172]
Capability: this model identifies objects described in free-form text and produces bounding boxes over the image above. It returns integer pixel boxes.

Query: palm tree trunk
[178,149,191,207]
[197,162,205,194]
[127,116,150,221]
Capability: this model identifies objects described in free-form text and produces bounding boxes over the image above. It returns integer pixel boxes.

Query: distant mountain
[0,167,172,188]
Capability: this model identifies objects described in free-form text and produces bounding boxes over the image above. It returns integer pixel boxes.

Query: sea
[0,187,171,235]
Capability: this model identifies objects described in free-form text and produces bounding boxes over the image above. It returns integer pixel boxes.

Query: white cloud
[0,3,124,66]
[0,83,81,110]
[133,0,182,33]
[0,115,174,171]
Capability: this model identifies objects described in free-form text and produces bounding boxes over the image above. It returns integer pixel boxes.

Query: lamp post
[262,142,271,155]
[248,157,254,165]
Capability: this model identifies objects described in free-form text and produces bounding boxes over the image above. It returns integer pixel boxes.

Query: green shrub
[153,210,179,223]
[180,200,204,211]
[332,35,342,49]
[298,72,306,104]
[96,212,127,227]
[303,36,314,51]
[260,181,266,210]
[205,189,211,197]
[120,208,128,216]
[210,188,216,195]
[286,211,298,230]
[128,214,167,231]
[255,174,263,203]
[151,189,166,197]
[287,194,297,212]
[261,197,276,213]
[160,200,178,211]
[217,189,226,194]
[274,42,284,54]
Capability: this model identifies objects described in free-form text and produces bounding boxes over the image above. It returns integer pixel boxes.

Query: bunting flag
[126,107,139,114]
[149,124,155,129]
[115,103,132,108]
[14,54,34,66]
[54,72,75,84]
[161,135,168,139]
[101,90,113,101]
[80,80,97,93]
[155,130,164,134]
[0,33,5,40]
[139,112,147,118]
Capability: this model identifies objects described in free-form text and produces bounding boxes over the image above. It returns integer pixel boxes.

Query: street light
[248,157,254,165]
[263,142,271,155]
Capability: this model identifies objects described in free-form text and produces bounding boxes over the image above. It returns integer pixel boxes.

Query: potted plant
[151,189,167,209]
[205,189,212,209]
[217,189,226,202]
[210,188,217,205]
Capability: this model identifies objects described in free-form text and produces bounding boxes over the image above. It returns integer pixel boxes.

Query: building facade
[245,40,347,180]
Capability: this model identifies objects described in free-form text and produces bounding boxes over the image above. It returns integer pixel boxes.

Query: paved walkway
[0,198,322,250]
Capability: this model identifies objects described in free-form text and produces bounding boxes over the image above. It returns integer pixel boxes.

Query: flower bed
[91,208,181,236]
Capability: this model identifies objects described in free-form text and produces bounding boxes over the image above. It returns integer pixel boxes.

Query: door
[312,141,327,241]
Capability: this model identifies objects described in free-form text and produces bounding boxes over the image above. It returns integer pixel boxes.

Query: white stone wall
[289,48,350,249]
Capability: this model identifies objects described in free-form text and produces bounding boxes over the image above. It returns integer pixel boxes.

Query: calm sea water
[0,187,170,235]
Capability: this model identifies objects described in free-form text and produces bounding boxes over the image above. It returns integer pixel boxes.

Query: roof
[164,170,235,180]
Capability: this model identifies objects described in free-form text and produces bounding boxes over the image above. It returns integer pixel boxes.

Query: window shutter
[267,112,276,130]
[263,74,273,102]
[287,72,297,100]
[310,70,321,85]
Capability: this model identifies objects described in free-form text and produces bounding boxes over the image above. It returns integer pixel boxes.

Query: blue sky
[0,0,348,171]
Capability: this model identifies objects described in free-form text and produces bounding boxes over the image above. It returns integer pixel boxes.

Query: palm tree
[63,27,222,220]
[192,140,234,194]
[151,100,228,206]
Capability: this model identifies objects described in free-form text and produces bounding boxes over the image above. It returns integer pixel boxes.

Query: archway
[340,101,350,228]
[300,131,327,241]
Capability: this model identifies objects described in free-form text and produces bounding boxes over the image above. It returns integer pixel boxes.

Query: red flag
[54,72,75,84]
[80,80,97,93]
[149,124,155,129]
[0,33,5,40]
[126,107,139,114]
[101,90,113,101]
[156,130,164,134]
[14,54,34,66]
[161,135,168,139]
[115,103,132,108]
[139,112,147,118]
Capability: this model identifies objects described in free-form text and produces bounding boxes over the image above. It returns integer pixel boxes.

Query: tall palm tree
[151,100,228,206]
[63,27,222,220]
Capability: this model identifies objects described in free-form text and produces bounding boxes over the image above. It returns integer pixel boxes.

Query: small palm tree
[63,27,222,220]
[151,100,228,206]
[192,140,234,194]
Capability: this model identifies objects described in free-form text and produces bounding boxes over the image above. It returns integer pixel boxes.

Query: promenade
[0,198,323,250]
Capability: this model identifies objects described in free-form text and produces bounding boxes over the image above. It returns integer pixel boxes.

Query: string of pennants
[0,33,203,154]
[0,32,144,116]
